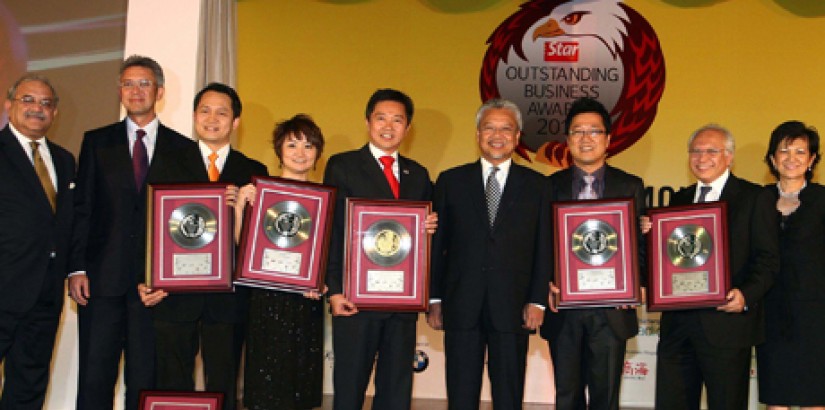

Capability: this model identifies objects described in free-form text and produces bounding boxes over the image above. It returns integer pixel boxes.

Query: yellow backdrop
[237,0,825,196]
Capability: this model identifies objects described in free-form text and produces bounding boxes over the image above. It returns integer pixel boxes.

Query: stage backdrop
[235,0,825,407]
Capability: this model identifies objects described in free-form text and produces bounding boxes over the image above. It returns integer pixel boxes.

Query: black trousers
[331,313,416,410]
[444,305,528,410]
[76,291,155,410]
[0,276,62,410]
[656,311,751,410]
[153,319,238,410]
[549,309,626,410]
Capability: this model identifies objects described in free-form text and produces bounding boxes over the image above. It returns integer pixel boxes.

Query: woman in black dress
[757,120,825,409]
[236,114,326,410]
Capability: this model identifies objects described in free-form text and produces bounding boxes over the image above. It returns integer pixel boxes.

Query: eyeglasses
[119,79,155,89]
[12,95,56,109]
[568,129,606,138]
[479,126,516,136]
[688,148,724,157]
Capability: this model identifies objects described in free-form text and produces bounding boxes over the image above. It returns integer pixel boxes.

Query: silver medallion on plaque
[571,219,618,266]
[168,203,217,249]
[667,224,712,268]
[363,219,411,267]
[264,201,312,248]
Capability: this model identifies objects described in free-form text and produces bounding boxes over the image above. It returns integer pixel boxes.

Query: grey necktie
[578,175,597,200]
[697,185,712,203]
[486,166,501,226]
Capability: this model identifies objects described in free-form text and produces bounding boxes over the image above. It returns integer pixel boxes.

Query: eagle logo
[480,0,665,168]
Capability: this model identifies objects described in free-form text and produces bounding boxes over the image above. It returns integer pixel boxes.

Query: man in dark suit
[139,82,267,410]
[539,97,646,410]
[655,124,778,410]
[427,99,551,410]
[0,74,76,409]
[323,89,434,410]
[69,55,204,410]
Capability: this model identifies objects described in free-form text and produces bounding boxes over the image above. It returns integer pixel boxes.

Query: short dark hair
[194,82,242,118]
[272,114,325,162]
[6,73,59,107]
[764,120,821,181]
[121,55,165,86]
[564,97,611,135]
[365,88,414,124]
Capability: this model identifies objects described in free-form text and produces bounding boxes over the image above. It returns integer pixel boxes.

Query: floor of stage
[315,396,650,409]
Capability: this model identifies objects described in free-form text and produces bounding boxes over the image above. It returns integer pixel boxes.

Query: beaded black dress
[243,288,324,409]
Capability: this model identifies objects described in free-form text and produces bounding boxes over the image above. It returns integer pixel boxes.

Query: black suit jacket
[430,161,551,333]
[72,120,204,297]
[0,126,76,312]
[661,174,778,347]
[323,145,433,320]
[152,148,268,323]
[540,165,646,342]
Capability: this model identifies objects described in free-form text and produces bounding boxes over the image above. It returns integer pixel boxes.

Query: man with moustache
[0,74,76,409]
[138,82,267,409]
[655,124,777,410]
[70,55,203,410]
[323,88,434,410]
[540,97,646,410]
[427,99,551,410]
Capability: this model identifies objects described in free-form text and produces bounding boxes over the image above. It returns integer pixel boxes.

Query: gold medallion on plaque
[667,224,712,268]
[168,203,217,249]
[363,220,411,267]
[264,201,312,248]
[571,219,618,266]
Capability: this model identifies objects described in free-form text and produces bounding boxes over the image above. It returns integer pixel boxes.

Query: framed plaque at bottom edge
[646,202,730,311]
[139,390,224,410]
[344,198,431,312]
[553,198,641,308]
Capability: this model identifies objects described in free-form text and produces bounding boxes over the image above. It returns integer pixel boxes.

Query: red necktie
[379,155,399,199]
[132,129,148,189]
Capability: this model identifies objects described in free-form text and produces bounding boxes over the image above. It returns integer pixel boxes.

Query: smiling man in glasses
[0,73,76,410]
[655,124,778,410]
[69,55,202,410]
[540,97,647,410]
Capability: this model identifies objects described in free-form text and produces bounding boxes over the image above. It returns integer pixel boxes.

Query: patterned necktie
[697,185,712,203]
[30,141,56,213]
[208,151,220,182]
[578,175,597,200]
[379,155,399,199]
[486,166,501,226]
[132,129,148,189]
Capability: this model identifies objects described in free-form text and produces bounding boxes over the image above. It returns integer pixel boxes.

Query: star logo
[480,0,666,168]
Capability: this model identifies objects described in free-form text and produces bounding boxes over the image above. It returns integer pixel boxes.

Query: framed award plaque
[344,198,431,312]
[553,198,641,308]
[146,184,233,293]
[647,202,730,311]
[234,176,335,294]
[139,391,223,410]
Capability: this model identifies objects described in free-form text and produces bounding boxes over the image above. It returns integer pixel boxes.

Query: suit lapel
[358,146,396,199]
[602,166,624,199]
[47,141,70,206]
[719,174,740,203]
[397,155,416,199]
[0,128,52,212]
[467,161,489,228]
[219,149,239,183]
[99,121,139,193]
[554,168,575,201]
[493,164,526,231]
